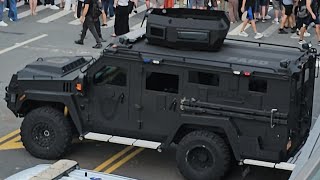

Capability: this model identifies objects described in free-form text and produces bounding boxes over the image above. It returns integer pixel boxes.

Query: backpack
[297,0,309,18]
[92,0,102,20]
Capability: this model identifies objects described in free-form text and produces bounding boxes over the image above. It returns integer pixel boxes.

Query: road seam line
[93,145,134,172]
[0,34,48,55]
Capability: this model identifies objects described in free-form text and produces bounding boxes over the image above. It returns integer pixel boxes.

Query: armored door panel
[88,61,133,134]
[138,64,182,140]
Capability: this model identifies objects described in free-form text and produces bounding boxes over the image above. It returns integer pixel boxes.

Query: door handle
[134,104,143,110]
[270,109,278,128]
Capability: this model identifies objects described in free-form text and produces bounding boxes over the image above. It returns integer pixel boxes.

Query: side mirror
[76,73,87,96]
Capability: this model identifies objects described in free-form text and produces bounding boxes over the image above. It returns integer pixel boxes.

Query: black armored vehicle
[4,8,320,180]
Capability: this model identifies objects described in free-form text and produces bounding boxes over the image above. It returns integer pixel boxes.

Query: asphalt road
[0,2,320,180]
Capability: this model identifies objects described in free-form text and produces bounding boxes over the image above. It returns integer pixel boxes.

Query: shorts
[102,0,110,12]
[299,15,320,28]
[246,6,255,20]
[283,4,293,16]
[254,1,260,13]
[273,0,281,10]
[191,0,204,7]
[260,0,268,6]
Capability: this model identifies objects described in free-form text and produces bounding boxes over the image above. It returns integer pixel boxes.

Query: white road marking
[262,23,279,37]
[68,4,147,26]
[228,7,273,36]
[130,21,146,31]
[17,5,47,19]
[0,34,48,55]
[17,1,25,8]
[37,10,72,23]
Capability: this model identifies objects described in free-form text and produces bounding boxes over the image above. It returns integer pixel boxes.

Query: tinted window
[189,71,219,86]
[146,72,179,94]
[93,66,126,86]
[249,78,267,93]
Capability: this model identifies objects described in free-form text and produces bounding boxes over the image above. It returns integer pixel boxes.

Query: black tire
[176,131,231,180]
[20,106,73,159]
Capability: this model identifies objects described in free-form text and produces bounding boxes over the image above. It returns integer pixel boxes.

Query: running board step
[84,132,161,150]
[243,159,295,171]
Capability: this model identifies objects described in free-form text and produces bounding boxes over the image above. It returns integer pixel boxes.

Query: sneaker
[254,32,264,39]
[74,40,84,45]
[265,15,271,20]
[298,40,307,44]
[291,27,296,33]
[92,43,102,49]
[272,18,279,24]
[45,4,51,7]
[238,31,249,37]
[100,38,106,42]
[318,41,320,46]
[278,29,288,34]
[262,19,266,23]
[101,24,107,28]
[304,32,311,37]
[0,21,8,27]
[109,16,115,20]
[9,18,13,22]
[50,5,60,10]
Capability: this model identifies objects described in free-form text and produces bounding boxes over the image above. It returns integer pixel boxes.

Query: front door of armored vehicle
[133,62,183,142]
[288,56,317,156]
[86,59,133,134]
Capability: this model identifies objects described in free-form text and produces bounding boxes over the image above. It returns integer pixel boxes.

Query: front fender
[17,90,84,136]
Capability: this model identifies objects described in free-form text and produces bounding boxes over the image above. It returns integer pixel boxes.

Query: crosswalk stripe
[68,4,147,26]
[17,1,25,8]
[130,21,146,31]
[228,7,273,36]
[262,24,279,37]
[17,5,47,19]
[37,10,72,23]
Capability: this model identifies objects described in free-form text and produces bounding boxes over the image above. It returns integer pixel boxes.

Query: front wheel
[20,106,73,159]
[176,130,231,180]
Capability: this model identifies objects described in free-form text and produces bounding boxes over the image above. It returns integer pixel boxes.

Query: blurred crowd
[0,0,319,47]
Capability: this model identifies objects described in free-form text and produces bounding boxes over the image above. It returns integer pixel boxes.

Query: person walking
[75,0,102,48]
[0,0,8,26]
[228,0,239,23]
[7,0,17,21]
[112,0,130,37]
[239,0,264,39]
[278,0,295,33]
[297,0,320,44]
[29,0,37,15]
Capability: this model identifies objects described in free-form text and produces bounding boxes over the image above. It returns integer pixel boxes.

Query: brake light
[244,72,251,76]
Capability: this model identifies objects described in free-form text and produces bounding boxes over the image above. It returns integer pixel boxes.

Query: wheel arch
[17,92,83,136]
[170,120,240,160]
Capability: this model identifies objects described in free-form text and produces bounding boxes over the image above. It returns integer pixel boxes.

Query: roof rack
[225,38,303,51]
[104,44,280,73]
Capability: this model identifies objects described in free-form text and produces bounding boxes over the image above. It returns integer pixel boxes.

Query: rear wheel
[176,130,230,180]
[20,106,73,159]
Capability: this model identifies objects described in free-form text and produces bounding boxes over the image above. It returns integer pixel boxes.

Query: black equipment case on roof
[146,8,230,51]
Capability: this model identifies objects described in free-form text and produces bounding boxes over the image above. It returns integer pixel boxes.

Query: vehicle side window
[146,72,179,94]
[188,71,219,86]
[93,66,127,86]
[248,78,267,93]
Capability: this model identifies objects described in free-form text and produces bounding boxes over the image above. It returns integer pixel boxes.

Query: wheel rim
[31,122,55,148]
[186,145,214,171]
